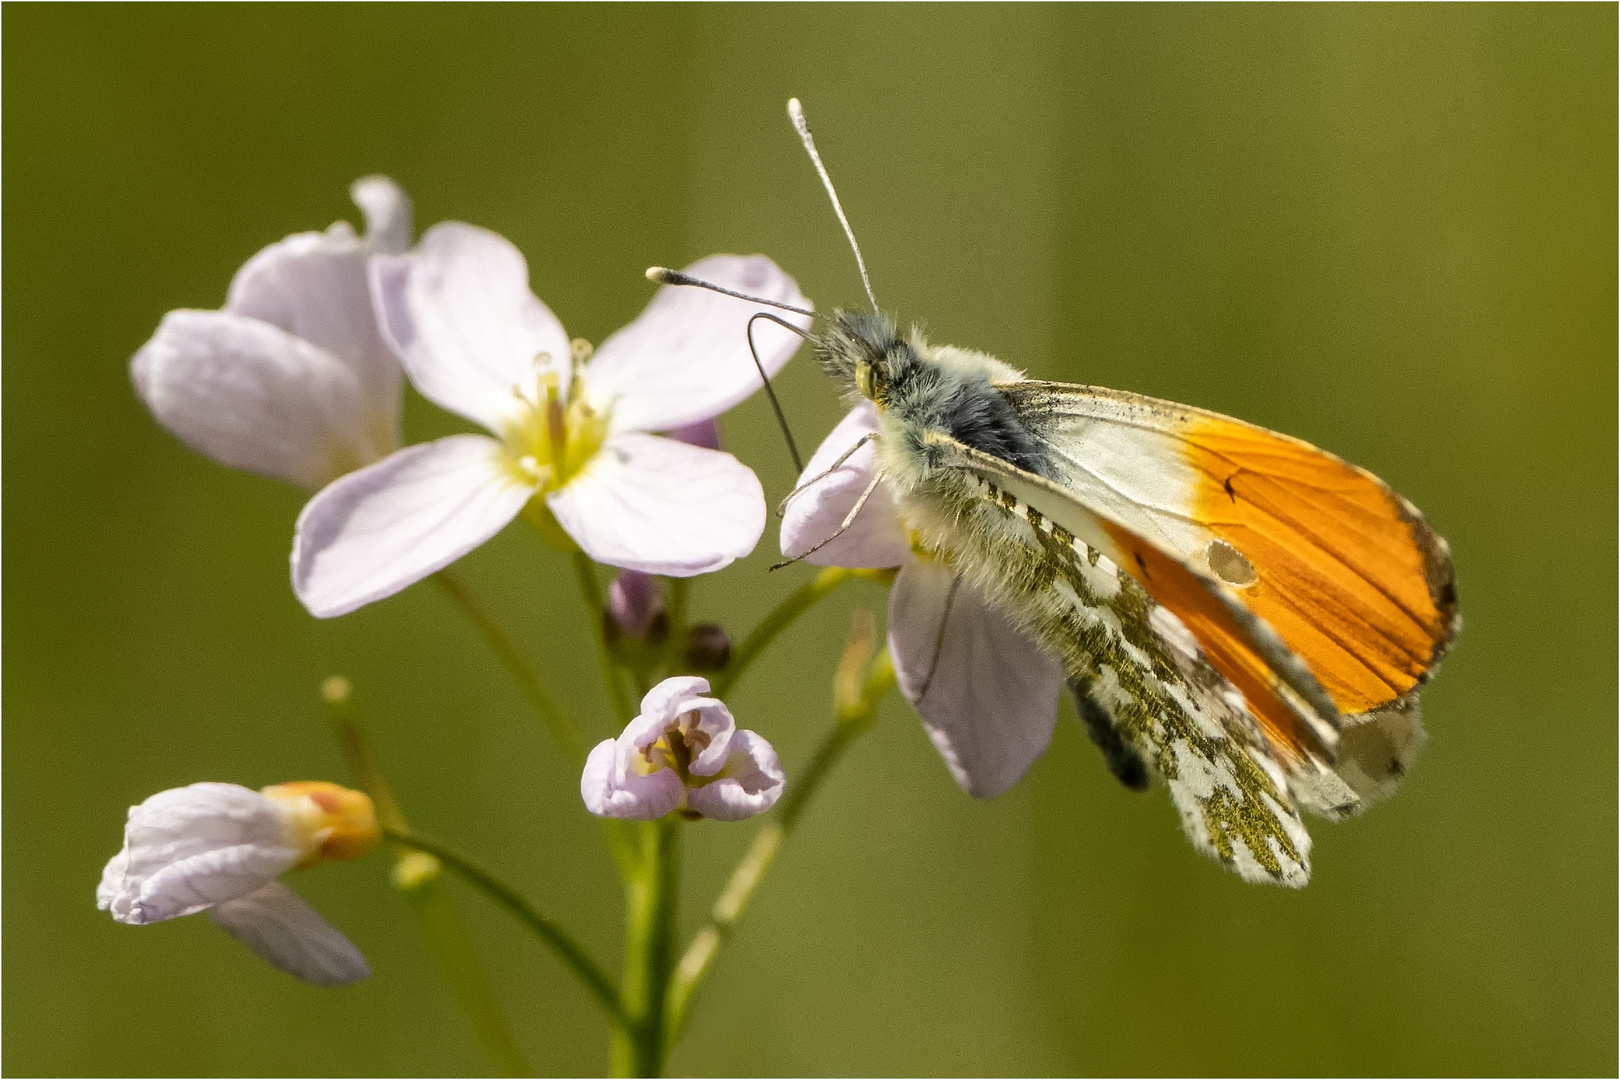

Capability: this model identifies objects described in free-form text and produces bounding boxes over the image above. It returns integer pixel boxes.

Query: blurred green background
[5,5,1614,1075]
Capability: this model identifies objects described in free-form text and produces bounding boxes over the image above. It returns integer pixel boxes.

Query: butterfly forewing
[999,382,1459,720]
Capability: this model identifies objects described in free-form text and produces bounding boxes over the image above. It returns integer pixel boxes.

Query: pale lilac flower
[98,781,379,986]
[581,676,784,821]
[780,402,1065,798]
[130,177,412,489]
[291,225,811,617]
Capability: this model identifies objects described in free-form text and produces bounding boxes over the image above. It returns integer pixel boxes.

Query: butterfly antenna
[788,98,879,313]
[748,312,805,474]
[644,267,815,318]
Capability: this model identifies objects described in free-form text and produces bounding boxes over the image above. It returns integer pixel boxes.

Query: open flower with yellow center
[97,781,380,986]
[581,676,785,821]
[780,402,1065,798]
[291,223,810,618]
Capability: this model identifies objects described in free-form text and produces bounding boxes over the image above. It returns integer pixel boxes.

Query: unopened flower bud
[607,570,668,642]
[391,851,442,891]
[683,622,732,672]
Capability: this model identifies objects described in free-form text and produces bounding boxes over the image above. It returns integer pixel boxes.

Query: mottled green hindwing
[901,471,1314,887]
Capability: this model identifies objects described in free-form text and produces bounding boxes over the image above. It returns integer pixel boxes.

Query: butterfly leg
[1068,677,1150,792]
[775,433,876,517]
[772,469,886,570]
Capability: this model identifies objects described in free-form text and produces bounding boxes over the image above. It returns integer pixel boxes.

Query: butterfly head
[816,309,916,410]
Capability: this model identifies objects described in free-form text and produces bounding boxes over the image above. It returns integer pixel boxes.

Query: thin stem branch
[383,823,627,1028]
[324,685,529,1076]
[434,569,585,764]
[610,818,682,1078]
[573,551,637,725]
[404,877,531,1077]
[710,567,853,698]
[666,645,895,1040]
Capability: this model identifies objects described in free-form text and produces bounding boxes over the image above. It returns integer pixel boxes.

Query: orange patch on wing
[1101,522,1326,765]
[1182,416,1455,715]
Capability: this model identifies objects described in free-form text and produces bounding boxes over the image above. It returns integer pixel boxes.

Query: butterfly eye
[854,360,875,400]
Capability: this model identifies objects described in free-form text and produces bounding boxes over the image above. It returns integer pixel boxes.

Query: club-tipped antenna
[788,98,878,312]
[645,267,815,319]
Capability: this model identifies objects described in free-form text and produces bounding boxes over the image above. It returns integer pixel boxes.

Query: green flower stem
[324,687,530,1077]
[433,569,585,764]
[665,646,896,1041]
[709,567,855,698]
[611,818,683,1078]
[572,551,637,725]
[383,824,627,1028]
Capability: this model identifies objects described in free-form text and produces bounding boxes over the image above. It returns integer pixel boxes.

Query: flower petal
[369,222,572,433]
[673,700,739,778]
[588,255,811,435]
[225,217,401,433]
[546,433,764,577]
[292,434,533,618]
[208,881,371,986]
[131,310,388,489]
[581,739,684,820]
[101,783,303,925]
[779,403,908,568]
[889,557,1064,798]
[686,730,785,821]
[636,675,715,725]
[349,175,413,255]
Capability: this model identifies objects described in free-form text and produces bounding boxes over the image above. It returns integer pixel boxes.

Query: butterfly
[651,99,1459,886]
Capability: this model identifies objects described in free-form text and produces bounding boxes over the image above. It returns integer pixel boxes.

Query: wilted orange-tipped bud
[263,781,380,867]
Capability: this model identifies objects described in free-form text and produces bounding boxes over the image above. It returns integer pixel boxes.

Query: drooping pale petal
[588,255,811,435]
[546,433,764,576]
[98,783,304,925]
[686,730,785,822]
[291,434,535,618]
[131,310,389,489]
[209,880,371,986]
[779,402,908,569]
[889,557,1065,798]
[581,738,685,820]
[369,222,572,433]
[349,175,413,255]
[225,224,402,428]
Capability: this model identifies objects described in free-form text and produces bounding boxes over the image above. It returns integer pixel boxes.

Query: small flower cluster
[110,177,806,983]
[108,174,1054,1003]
